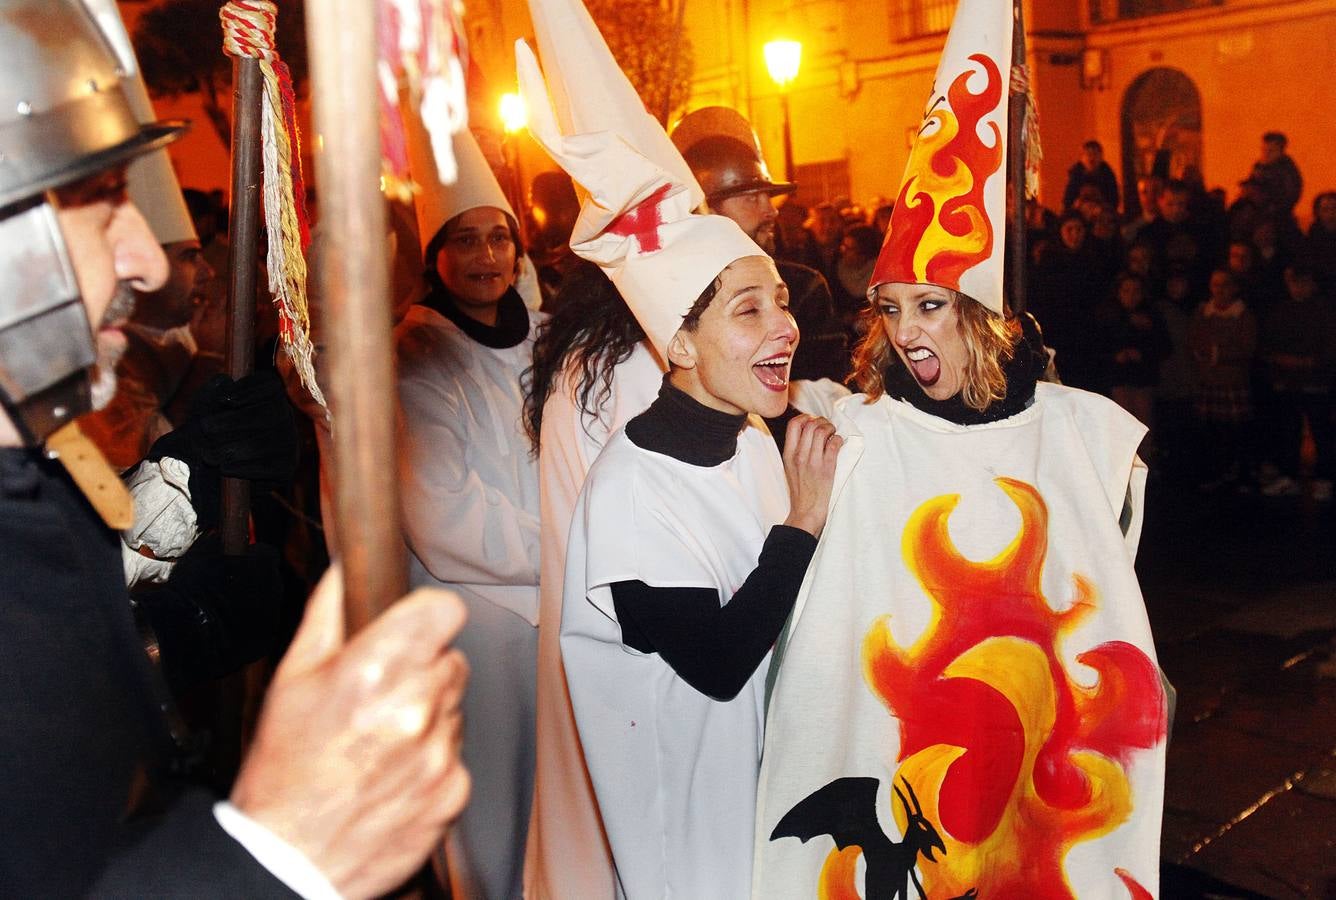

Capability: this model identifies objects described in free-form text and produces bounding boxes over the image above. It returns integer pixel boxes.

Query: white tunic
[562,421,788,900]
[754,383,1168,899]
[396,301,544,900]
[525,341,664,900]
[397,302,543,622]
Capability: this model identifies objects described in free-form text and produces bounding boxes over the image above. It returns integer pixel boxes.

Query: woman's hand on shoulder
[781,414,844,538]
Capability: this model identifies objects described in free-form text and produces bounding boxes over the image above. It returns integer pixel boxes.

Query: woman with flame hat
[753,1,1171,897]
[515,0,843,889]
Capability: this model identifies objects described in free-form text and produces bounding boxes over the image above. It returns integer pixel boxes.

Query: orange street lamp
[764,39,802,183]
[499,92,528,134]
[498,92,530,246]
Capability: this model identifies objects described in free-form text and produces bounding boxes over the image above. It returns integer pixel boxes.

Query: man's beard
[90,283,135,410]
[752,221,777,255]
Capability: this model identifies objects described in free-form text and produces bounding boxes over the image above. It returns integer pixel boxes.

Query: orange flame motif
[871,54,1004,292]
[821,478,1166,898]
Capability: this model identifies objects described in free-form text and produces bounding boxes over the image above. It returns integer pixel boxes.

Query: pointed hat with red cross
[515,3,763,361]
[869,0,1012,314]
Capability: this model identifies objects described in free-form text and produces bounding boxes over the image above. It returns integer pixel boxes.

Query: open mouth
[468,272,504,286]
[905,346,940,386]
[752,353,791,392]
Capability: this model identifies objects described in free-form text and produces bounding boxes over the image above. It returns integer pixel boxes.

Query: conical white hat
[404,100,515,259]
[515,16,762,360]
[85,0,196,245]
[869,0,1011,314]
[525,0,701,210]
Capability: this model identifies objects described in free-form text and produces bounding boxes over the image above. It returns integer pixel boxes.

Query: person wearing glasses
[395,122,544,900]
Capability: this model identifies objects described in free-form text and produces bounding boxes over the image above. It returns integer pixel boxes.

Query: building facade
[677,0,1335,221]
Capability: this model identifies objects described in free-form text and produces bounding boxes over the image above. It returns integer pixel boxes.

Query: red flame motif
[823,479,1166,898]
[871,53,1004,293]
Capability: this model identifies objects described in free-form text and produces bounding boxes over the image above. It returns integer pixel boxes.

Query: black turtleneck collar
[881,311,1050,426]
[419,284,530,349]
[626,377,749,467]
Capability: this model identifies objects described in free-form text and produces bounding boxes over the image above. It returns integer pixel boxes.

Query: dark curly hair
[523,263,646,453]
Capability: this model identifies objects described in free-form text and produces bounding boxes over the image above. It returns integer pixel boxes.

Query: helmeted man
[671,109,849,384]
[79,78,215,470]
[0,1,469,894]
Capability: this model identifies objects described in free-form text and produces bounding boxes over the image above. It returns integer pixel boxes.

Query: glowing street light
[499,92,528,134]
[497,92,530,246]
[764,40,802,89]
[763,40,802,182]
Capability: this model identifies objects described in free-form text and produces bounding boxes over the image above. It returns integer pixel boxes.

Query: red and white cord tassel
[221,0,326,414]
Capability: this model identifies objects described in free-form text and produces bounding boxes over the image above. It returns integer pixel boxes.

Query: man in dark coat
[1062,140,1120,211]
[671,107,850,383]
[1246,131,1303,219]
[0,2,469,895]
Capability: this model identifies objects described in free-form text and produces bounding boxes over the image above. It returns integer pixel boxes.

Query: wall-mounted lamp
[1081,48,1109,91]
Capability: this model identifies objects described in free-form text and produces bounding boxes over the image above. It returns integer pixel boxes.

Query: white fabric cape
[525,341,664,899]
[754,383,1169,900]
[396,303,544,623]
[562,420,788,900]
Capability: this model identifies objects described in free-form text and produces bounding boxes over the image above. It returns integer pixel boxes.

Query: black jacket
[0,449,293,898]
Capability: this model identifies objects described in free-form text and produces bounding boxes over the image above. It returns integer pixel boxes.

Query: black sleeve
[88,790,301,899]
[610,524,818,701]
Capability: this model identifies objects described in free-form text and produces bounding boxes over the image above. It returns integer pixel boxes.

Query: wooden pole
[1006,0,1028,316]
[306,0,407,634]
[222,56,262,556]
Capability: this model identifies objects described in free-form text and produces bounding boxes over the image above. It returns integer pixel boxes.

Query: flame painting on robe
[752,385,1170,899]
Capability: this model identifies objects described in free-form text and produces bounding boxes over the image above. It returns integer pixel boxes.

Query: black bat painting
[770,776,977,900]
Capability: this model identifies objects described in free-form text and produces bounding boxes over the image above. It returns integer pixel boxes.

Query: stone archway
[1120,67,1202,215]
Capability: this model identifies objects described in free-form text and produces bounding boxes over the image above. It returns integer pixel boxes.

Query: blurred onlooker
[1306,191,1336,295]
[774,198,821,271]
[1123,175,1164,245]
[1245,131,1303,220]
[1087,202,1124,287]
[1154,263,1204,480]
[831,224,881,327]
[1258,263,1335,499]
[1062,140,1119,211]
[1141,179,1214,297]
[1100,273,1170,457]
[807,202,845,283]
[1226,238,1285,320]
[526,170,582,310]
[1189,269,1258,489]
[1032,211,1105,393]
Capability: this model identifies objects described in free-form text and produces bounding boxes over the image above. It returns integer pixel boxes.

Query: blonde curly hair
[851,286,1020,412]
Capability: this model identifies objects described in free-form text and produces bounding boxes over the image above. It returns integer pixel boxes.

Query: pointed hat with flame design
[516,0,763,361]
[870,0,1013,315]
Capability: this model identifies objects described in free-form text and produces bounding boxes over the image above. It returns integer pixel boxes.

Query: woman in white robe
[561,255,842,899]
[397,202,543,900]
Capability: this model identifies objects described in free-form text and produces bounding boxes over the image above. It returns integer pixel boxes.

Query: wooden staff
[1006,0,1028,316]
[305,0,407,633]
[222,55,262,556]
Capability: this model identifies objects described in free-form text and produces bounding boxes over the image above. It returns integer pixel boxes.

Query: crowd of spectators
[771,133,1336,499]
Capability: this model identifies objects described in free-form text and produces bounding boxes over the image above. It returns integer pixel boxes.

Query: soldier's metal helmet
[670,106,795,208]
[0,0,187,445]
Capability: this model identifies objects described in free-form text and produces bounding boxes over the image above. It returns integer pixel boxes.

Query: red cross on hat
[607,184,672,253]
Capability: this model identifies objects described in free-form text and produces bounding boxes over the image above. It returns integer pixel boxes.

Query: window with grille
[889,0,957,41]
[1090,0,1223,25]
